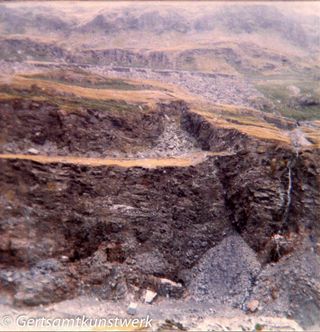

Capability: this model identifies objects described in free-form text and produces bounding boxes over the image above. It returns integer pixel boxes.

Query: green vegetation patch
[0,84,148,114]
[25,73,155,91]
[255,78,320,121]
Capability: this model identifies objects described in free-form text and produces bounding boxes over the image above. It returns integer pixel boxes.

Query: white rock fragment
[127,302,137,315]
[160,277,181,287]
[144,290,157,304]
[247,299,259,313]
[159,277,184,297]
[27,148,39,155]
[60,255,69,262]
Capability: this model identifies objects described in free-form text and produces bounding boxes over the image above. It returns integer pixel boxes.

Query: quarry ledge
[0,152,234,169]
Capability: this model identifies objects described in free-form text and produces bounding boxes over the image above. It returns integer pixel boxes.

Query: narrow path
[0,151,232,168]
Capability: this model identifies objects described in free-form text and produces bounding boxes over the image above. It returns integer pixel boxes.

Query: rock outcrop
[0,98,319,328]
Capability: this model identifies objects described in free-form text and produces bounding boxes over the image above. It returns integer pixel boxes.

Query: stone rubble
[127,302,138,315]
[145,290,157,304]
[91,65,265,108]
[27,148,40,155]
[247,299,260,313]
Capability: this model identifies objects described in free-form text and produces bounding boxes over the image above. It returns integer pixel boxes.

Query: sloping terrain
[0,2,319,330]
[0,2,319,120]
[0,69,319,330]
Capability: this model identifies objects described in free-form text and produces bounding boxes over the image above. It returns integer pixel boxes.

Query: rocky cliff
[0,89,319,327]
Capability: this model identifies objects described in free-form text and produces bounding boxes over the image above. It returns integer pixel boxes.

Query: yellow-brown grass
[301,126,320,148]
[190,105,292,144]
[0,152,231,169]
[4,76,196,107]
[2,73,316,147]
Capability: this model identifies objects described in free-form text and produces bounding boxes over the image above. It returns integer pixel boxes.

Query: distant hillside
[195,5,310,47]
[0,5,73,35]
[0,2,319,112]
[0,3,319,51]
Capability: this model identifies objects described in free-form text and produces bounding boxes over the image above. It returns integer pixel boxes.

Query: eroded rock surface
[0,97,319,329]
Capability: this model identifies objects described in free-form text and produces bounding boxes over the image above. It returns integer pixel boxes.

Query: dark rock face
[0,100,319,328]
[290,150,320,240]
[0,156,231,305]
[249,239,320,328]
[181,110,254,152]
[0,98,164,156]
[0,38,69,62]
[0,157,231,268]
[217,148,296,254]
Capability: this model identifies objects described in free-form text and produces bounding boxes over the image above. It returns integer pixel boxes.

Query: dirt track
[0,151,232,168]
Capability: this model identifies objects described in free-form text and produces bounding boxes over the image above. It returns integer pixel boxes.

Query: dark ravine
[0,101,319,328]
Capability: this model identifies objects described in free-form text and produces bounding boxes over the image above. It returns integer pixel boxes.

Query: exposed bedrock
[0,156,231,305]
[0,98,165,156]
[0,101,319,328]
[181,109,254,152]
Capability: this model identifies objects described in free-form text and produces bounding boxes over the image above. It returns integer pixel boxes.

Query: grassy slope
[1,70,319,150]
[0,70,198,107]
[190,103,292,144]
[252,75,320,121]
[25,70,158,91]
